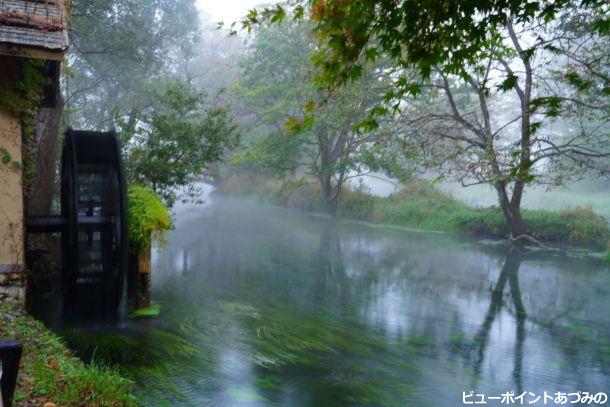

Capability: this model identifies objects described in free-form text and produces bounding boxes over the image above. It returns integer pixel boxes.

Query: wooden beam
[0,43,65,61]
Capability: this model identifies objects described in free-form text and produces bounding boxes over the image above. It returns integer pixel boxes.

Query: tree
[66,0,200,128]
[398,19,609,238]
[245,0,609,238]
[119,81,239,206]
[547,4,610,176]
[25,0,202,215]
[58,0,244,206]
[234,22,405,213]
[244,0,605,92]
[186,19,246,94]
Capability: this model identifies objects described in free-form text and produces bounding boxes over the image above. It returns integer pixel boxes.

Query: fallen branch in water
[510,234,543,246]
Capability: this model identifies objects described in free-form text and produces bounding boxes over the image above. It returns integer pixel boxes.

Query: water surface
[59,196,610,406]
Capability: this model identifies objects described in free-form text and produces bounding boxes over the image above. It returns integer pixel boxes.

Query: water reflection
[472,248,525,394]
[312,222,350,309]
[46,197,610,406]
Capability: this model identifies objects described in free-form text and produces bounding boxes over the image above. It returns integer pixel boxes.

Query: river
[48,194,610,406]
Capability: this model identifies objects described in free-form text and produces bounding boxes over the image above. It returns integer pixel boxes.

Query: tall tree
[26,0,202,215]
[399,19,609,238]
[548,4,610,176]
[234,22,405,213]
[65,0,200,128]
[245,0,609,238]
[58,0,242,206]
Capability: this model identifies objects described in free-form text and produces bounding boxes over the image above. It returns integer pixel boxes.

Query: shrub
[219,175,610,248]
[452,206,609,248]
[338,187,377,221]
[374,180,466,230]
[275,179,324,212]
[449,207,508,236]
[128,184,172,252]
[393,179,454,202]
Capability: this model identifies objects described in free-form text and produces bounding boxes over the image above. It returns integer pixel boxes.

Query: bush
[220,175,610,248]
[373,181,466,230]
[338,187,377,221]
[522,208,607,246]
[449,207,508,236]
[451,206,609,248]
[128,184,172,252]
[275,179,324,212]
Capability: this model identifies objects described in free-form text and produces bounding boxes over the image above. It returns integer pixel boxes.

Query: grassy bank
[0,302,139,406]
[221,174,610,249]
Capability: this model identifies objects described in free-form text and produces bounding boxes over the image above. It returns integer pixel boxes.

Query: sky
[195,0,266,24]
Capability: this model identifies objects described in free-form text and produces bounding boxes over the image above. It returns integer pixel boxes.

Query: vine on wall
[0,59,47,194]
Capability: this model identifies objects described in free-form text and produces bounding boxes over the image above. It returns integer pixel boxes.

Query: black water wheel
[61,129,128,316]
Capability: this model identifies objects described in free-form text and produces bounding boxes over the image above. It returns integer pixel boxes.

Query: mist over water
[58,194,610,406]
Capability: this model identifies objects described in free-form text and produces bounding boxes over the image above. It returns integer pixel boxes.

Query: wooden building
[0,0,69,303]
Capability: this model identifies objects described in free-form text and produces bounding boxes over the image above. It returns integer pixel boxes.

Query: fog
[40,2,610,405]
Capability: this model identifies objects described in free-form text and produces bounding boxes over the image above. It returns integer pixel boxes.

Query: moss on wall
[127,184,172,253]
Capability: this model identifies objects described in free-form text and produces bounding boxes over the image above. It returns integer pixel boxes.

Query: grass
[0,302,139,406]
[221,174,610,249]
[440,181,610,219]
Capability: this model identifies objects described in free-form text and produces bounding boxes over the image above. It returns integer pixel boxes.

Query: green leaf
[293,6,304,20]
[364,48,378,62]
[498,74,518,92]
[354,118,379,132]
[270,6,286,24]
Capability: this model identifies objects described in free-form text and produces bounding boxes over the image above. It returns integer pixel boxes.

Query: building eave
[0,0,69,60]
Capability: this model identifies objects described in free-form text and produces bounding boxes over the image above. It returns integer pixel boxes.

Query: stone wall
[0,264,25,303]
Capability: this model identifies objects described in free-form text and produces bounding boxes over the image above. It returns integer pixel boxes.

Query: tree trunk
[318,132,337,215]
[320,174,337,215]
[495,182,528,238]
[27,96,64,216]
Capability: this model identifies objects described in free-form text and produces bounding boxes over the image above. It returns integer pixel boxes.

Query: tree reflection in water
[472,248,526,393]
[312,222,350,310]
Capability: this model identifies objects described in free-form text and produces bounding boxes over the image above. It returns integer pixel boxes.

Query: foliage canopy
[240,0,609,236]
[234,22,408,212]
[120,81,239,205]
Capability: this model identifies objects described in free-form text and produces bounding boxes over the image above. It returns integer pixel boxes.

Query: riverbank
[220,174,610,252]
[0,302,139,406]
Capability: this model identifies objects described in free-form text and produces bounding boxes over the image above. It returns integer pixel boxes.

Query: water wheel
[27,129,128,316]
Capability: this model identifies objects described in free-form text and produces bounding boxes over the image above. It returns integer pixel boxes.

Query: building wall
[0,57,25,303]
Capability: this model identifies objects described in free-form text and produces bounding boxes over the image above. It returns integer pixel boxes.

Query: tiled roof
[0,0,68,56]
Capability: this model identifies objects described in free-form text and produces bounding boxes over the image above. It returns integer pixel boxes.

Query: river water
[56,195,610,406]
